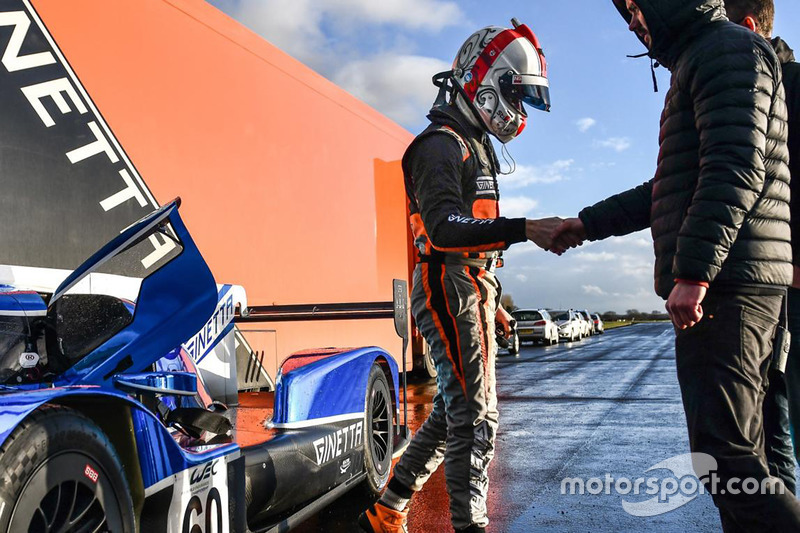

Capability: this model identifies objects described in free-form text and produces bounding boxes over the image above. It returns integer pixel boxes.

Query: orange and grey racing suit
[392,105,527,530]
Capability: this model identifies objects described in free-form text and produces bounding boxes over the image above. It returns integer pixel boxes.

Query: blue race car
[0,200,408,532]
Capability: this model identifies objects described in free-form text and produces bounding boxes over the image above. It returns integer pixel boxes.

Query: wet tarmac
[295,322,724,532]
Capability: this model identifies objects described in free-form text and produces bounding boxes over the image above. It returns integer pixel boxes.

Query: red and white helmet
[451,19,550,143]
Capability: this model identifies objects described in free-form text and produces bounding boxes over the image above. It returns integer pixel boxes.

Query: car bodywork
[512,309,558,345]
[0,201,407,532]
[550,309,583,342]
[578,310,595,336]
[592,313,605,334]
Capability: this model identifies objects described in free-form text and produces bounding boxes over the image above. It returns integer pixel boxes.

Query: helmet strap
[499,142,517,175]
[431,70,455,110]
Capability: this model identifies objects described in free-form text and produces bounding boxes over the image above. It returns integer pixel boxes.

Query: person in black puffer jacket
[551,0,800,530]
[726,0,800,501]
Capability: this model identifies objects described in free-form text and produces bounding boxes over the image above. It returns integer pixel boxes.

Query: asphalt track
[296,322,725,532]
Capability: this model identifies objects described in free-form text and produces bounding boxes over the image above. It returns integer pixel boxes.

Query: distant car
[512,309,559,345]
[550,309,583,342]
[578,310,595,336]
[592,313,605,334]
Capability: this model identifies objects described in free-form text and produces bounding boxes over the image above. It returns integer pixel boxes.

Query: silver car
[578,310,594,336]
[512,309,559,345]
[550,309,583,342]
[592,313,605,334]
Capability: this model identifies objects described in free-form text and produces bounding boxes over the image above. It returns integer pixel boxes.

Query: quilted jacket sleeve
[577,180,653,241]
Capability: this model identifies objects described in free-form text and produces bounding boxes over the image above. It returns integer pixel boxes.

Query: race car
[0,200,409,532]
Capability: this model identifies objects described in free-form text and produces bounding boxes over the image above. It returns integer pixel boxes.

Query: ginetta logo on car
[313,421,363,466]
[183,292,235,363]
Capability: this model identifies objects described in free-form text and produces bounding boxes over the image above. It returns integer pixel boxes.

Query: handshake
[525,217,586,255]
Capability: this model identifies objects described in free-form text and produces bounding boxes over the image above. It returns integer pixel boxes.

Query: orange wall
[32,0,415,370]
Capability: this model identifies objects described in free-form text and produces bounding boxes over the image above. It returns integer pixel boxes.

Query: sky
[206,0,800,314]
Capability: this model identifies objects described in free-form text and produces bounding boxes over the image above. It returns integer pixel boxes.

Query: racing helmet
[450,19,550,143]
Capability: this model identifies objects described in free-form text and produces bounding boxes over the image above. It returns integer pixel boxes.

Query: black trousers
[763,367,796,493]
[763,287,800,493]
[675,290,800,532]
[786,287,800,461]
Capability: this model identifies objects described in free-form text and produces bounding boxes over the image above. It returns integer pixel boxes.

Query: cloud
[582,285,607,296]
[333,54,450,125]
[226,0,328,69]
[318,0,464,29]
[609,235,652,249]
[502,245,538,259]
[502,159,575,189]
[574,251,616,262]
[499,196,539,218]
[595,137,632,152]
[214,0,463,73]
[492,229,661,313]
[576,117,596,132]
[209,0,464,129]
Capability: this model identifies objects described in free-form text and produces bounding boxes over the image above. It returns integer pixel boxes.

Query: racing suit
[391,105,527,530]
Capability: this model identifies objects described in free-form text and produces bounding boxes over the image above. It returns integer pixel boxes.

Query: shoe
[358,501,409,533]
[455,526,485,533]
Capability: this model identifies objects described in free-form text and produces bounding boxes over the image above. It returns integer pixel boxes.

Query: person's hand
[550,218,587,255]
[526,217,563,250]
[496,306,514,338]
[666,282,707,329]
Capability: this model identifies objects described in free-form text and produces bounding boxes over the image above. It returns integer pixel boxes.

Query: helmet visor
[500,73,551,112]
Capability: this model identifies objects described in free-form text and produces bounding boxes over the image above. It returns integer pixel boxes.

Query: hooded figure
[583,0,793,297]
[552,1,800,531]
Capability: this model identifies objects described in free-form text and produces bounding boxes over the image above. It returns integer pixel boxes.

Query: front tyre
[0,404,134,533]
[362,365,393,496]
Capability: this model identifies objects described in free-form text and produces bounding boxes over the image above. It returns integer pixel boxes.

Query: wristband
[674,278,709,288]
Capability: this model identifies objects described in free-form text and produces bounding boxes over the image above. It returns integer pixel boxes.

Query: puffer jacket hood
[772,36,796,64]
[612,0,727,69]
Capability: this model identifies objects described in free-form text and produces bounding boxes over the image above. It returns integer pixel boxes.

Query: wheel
[508,332,520,355]
[362,365,393,496]
[0,404,134,533]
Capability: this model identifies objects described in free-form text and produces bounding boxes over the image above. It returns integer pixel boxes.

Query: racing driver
[360,19,558,533]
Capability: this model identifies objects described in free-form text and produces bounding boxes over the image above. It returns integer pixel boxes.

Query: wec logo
[190,460,219,486]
